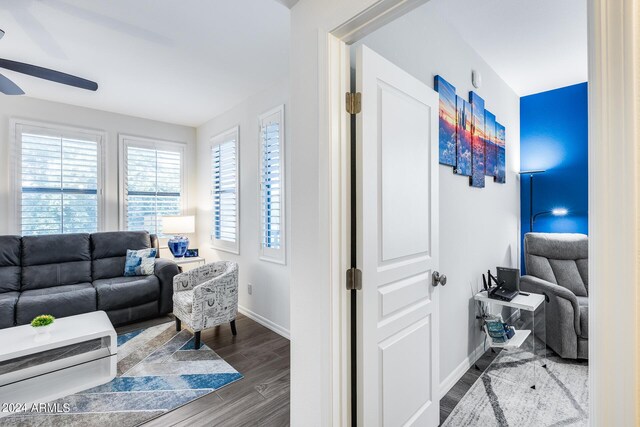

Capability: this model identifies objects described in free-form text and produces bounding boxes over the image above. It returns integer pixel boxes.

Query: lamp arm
[532,210,552,223]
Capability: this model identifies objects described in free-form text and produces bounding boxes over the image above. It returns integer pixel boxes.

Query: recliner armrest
[154,258,180,314]
[520,275,581,336]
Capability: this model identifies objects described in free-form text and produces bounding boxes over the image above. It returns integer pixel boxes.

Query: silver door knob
[432,271,447,287]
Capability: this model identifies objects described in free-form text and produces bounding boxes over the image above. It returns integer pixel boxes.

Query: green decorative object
[31,314,55,328]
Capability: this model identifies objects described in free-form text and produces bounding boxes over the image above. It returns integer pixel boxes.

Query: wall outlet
[247,283,253,295]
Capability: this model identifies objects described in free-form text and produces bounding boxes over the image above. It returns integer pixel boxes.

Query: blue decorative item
[124,248,158,276]
[434,75,457,167]
[168,236,189,258]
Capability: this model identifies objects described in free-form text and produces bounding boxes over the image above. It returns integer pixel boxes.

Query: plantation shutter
[259,106,285,264]
[123,140,183,235]
[18,125,101,236]
[211,127,239,253]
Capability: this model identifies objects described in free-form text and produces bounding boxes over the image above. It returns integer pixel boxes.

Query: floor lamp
[519,170,546,232]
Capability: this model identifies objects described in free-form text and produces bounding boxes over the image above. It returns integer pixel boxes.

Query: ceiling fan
[0,29,98,95]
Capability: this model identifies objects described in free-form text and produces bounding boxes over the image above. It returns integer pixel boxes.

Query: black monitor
[497,267,520,292]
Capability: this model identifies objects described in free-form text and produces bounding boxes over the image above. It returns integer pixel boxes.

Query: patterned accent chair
[521,233,588,359]
[172,261,239,349]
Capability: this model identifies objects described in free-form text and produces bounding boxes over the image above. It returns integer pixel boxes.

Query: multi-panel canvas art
[435,76,457,167]
[434,76,506,188]
[469,92,485,188]
[455,96,472,176]
[484,110,497,177]
[495,122,506,183]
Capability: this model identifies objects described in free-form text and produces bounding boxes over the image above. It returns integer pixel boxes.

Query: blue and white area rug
[442,345,588,427]
[3,321,243,426]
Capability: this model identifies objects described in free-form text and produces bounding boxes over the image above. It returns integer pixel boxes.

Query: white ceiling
[431,0,588,96]
[0,0,290,126]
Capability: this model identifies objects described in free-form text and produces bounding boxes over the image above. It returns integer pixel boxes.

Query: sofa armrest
[520,275,581,337]
[154,258,180,314]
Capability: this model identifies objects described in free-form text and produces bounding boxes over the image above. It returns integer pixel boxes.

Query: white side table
[172,256,206,271]
[474,290,547,389]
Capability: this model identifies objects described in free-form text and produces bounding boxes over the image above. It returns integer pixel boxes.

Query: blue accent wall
[520,83,588,272]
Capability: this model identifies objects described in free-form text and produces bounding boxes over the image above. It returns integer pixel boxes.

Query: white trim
[118,134,187,233]
[238,305,290,340]
[326,33,352,427]
[438,342,486,399]
[9,118,107,235]
[210,126,241,255]
[588,0,640,425]
[258,105,287,265]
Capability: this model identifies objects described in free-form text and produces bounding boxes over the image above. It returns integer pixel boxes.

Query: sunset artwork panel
[469,91,485,188]
[455,96,472,176]
[484,110,497,177]
[434,75,457,167]
[495,122,506,183]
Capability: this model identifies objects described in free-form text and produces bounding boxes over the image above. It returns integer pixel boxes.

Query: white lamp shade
[162,215,195,234]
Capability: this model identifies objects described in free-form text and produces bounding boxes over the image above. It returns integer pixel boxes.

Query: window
[120,135,185,235]
[258,105,285,264]
[211,127,240,254]
[14,121,103,236]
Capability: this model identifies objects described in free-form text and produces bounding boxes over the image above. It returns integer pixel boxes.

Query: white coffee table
[0,311,117,416]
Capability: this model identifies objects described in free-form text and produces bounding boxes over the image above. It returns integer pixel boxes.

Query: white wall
[290,0,519,422]
[0,96,197,236]
[356,2,521,396]
[195,79,290,337]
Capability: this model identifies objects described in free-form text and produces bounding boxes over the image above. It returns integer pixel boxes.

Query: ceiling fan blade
[0,29,4,41]
[0,58,98,91]
[0,72,25,95]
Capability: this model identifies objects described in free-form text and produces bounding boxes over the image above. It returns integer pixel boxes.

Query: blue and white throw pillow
[124,248,158,276]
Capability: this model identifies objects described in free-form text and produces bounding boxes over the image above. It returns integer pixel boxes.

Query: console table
[0,311,117,416]
[474,290,547,389]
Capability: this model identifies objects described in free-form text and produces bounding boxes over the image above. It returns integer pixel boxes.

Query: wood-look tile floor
[439,347,501,425]
[116,313,290,427]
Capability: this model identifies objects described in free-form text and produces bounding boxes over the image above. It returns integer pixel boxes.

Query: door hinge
[345,92,362,115]
[346,267,362,290]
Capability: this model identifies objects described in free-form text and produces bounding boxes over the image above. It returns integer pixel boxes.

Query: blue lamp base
[168,236,189,257]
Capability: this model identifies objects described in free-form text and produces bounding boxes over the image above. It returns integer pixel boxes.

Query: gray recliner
[521,233,588,359]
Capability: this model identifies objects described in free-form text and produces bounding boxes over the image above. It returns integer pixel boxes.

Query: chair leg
[230,319,237,336]
[176,318,181,332]
[194,331,201,350]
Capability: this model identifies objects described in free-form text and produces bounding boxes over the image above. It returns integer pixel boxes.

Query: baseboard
[238,305,290,340]
[439,341,486,399]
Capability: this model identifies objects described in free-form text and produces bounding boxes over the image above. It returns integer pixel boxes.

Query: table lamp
[162,215,195,257]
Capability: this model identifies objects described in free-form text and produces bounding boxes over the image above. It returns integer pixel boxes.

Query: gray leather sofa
[521,232,588,359]
[0,231,179,329]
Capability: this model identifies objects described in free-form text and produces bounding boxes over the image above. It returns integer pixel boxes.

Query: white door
[356,45,441,427]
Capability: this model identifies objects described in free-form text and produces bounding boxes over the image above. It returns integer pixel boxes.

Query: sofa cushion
[15,283,96,325]
[0,292,19,328]
[0,236,21,293]
[91,231,151,280]
[21,234,91,290]
[93,276,159,311]
[104,301,159,326]
[577,296,588,339]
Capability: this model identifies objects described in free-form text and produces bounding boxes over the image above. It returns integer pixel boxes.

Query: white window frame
[258,105,286,265]
[210,126,240,255]
[118,134,187,234]
[10,118,106,235]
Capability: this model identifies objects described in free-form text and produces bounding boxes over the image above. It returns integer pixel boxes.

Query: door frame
[311,0,635,424]
[322,3,432,424]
